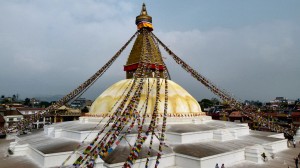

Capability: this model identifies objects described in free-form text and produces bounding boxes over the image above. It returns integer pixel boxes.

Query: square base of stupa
[7,117,288,168]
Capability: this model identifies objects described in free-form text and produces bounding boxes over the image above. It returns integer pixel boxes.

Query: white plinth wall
[9,117,288,168]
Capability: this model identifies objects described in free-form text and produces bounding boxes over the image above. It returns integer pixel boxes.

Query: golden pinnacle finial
[141,3,147,15]
[135,3,153,31]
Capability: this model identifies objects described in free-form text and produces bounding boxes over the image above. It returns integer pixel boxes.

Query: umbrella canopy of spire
[136,3,153,31]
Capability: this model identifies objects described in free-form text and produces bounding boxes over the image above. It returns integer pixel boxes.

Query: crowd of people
[215,163,225,168]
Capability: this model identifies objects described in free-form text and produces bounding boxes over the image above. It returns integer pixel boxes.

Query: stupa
[88,3,205,119]
[7,4,289,168]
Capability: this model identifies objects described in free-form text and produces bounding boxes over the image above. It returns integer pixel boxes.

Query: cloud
[0,1,136,97]
[0,1,299,102]
[156,21,300,101]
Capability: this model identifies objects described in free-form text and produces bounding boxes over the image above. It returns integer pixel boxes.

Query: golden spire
[124,3,165,79]
[140,3,148,15]
[136,3,153,31]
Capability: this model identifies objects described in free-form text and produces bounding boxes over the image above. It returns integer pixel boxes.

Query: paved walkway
[228,141,300,168]
[0,138,40,168]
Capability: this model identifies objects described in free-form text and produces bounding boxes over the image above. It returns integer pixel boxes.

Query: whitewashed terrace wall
[10,142,78,167]
[79,116,212,125]
[102,153,175,168]
[263,139,288,154]
[61,129,100,141]
[166,131,213,144]
[175,149,245,168]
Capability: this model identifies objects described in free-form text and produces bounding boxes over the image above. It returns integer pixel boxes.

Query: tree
[40,101,51,108]
[12,94,17,101]
[81,106,89,113]
[199,99,214,108]
[0,95,4,103]
[244,100,263,107]
[2,98,10,103]
[211,98,221,105]
[24,98,30,106]
[280,102,288,108]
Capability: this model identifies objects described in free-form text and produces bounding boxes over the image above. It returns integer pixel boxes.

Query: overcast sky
[0,0,299,102]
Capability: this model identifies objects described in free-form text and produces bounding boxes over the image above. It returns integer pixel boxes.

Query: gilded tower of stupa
[88,4,205,117]
[124,3,166,79]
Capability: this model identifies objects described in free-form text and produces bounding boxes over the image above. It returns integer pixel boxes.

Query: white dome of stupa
[88,78,204,117]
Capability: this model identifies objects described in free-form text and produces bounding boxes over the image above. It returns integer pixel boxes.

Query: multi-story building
[0,103,84,130]
[30,98,40,106]
[2,108,24,128]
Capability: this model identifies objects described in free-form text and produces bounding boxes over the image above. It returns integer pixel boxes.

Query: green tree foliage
[244,100,263,107]
[81,106,89,113]
[24,98,30,106]
[12,94,17,101]
[199,99,214,108]
[40,101,51,108]
[210,98,221,105]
